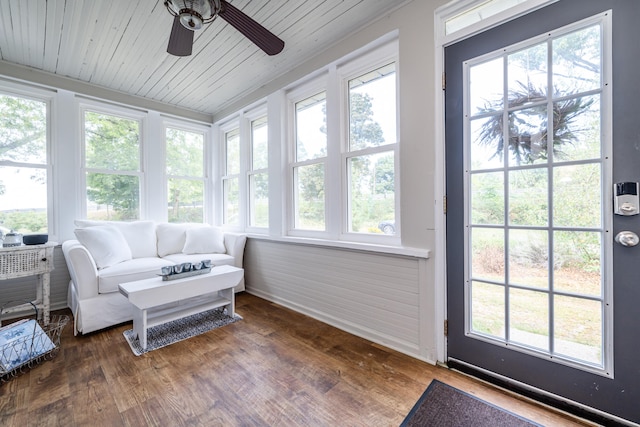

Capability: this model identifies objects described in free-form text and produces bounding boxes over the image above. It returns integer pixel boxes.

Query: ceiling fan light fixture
[164,0,221,30]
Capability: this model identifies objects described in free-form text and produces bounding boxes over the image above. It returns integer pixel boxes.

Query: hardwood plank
[0,293,594,426]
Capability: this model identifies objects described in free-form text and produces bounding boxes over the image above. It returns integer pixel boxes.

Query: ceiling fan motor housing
[165,0,222,31]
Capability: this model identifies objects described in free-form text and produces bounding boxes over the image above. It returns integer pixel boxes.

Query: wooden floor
[0,293,596,426]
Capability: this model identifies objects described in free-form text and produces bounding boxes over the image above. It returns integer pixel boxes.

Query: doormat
[401,380,543,427]
[123,308,241,356]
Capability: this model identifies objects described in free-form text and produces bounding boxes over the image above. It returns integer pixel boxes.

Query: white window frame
[285,38,400,244]
[0,81,55,239]
[218,119,243,230]
[79,100,146,221]
[245,106,269,233]
[163,118,211,224]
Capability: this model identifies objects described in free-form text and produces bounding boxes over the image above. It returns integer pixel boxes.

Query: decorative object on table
[159,259,212,281]
[0,301,69,382]
[2,232,23,247]
[123,308,240,356]
[400,380,542,427]
[22,234,49,246]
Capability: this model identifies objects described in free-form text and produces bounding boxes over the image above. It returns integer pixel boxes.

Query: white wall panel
[244,238,433,362]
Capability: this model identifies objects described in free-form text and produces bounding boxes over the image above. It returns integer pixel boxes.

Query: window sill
[246,234,430,259]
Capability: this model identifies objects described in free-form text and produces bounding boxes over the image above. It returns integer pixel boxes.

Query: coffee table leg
[133,308,148,350]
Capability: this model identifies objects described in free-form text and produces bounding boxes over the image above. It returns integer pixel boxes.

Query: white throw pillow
[74,220,157,258]
[74,225,132,269]
[156,223,198,257]
[182,227,226,254]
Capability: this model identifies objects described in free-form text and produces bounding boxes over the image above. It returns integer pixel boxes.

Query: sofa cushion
[75,226,132,270]
[97,257,174,294]
[182,226,226,254]
[75,220,157,259]
[156,223,200,257]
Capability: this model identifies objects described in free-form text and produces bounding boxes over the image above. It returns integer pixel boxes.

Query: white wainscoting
[244,238,434,363]
[0,246,70,318]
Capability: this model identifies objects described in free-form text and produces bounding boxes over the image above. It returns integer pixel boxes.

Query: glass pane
[250,172,269,228]
[166,128,204,177]
[554,296,602,365]
[348,63,396,150]
[348,152,395,234]
[554,231,601,297]
[225,128,240,175]
[471,281,505,339]
[167,178,203,223]
[294,163,325,230]
[553,95,600,162]
[470,116,504,170]
[508,106,547,166]
[507,43,547,106]
[251,116,268,170]
[509,288,549,351]
[508,168,547,226]
[553,25,601,97]
[85,111,140,171]
[470,172,504,225]
[296,92,327,161]
[509,229,548,289]
[0,94,47,164]
[553,163,601,228]
[86,173,139,220]
[471,227,504,283]
[469,58,503,114]
[0,166,47,233]
[223,177,239,225]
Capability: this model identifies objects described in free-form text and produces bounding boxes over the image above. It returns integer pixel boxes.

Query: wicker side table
[0,242,57,325]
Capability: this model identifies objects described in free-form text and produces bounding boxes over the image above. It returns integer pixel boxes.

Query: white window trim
[79,99,146,221]
[162,118,211,224]
[245,105,269,233]
[0,81,56,239]
[218,118,243,230]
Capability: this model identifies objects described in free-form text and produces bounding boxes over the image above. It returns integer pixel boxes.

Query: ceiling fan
[164,0,285,57]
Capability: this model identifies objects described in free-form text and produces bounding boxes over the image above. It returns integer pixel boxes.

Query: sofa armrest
[223,232,247,269]
[61,240,100,300]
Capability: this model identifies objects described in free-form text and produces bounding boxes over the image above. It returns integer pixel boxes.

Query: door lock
[615,231,639,247]
[614,182,639,216]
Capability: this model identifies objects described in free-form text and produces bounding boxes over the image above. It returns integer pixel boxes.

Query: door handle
[615,231,639,247]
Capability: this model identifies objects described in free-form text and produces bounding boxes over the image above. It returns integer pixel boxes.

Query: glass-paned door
[466,21,607,369]
[446,0,640,423]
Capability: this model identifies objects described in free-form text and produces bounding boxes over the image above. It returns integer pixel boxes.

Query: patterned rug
[401,380,542,427]
[123,308,241,356]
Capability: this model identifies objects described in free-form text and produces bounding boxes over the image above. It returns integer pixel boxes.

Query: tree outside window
[166,126,205,223]
[84,110,141,221]
[0,93,48,234]
[249,116,269,228]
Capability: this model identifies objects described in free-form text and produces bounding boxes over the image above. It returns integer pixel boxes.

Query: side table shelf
[0,242,57,325]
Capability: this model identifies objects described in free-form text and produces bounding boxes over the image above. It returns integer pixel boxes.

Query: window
[83,109,142,221]
[0,91,49,235]
[222,127,240,226]
[166,125,206,223]
[249,115,269,228]
[293,92,327,231]
[346,63,397,234]
[287,40,398,241]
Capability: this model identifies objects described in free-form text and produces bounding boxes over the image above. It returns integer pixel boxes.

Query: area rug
[401,380,542,427]
[123,308,241,356]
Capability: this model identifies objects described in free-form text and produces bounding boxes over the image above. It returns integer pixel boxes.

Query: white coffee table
[118,265,243,350]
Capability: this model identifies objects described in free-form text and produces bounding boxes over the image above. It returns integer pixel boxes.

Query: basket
[0,301,69,382]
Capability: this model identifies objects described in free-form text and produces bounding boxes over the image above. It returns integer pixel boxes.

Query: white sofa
[62,220,247,335]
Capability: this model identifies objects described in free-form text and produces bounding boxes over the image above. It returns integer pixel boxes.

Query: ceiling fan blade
[219,0,284,56]
[167,16,194,56]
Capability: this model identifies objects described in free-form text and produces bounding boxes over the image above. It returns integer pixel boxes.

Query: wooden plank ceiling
[0,0,405,117]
